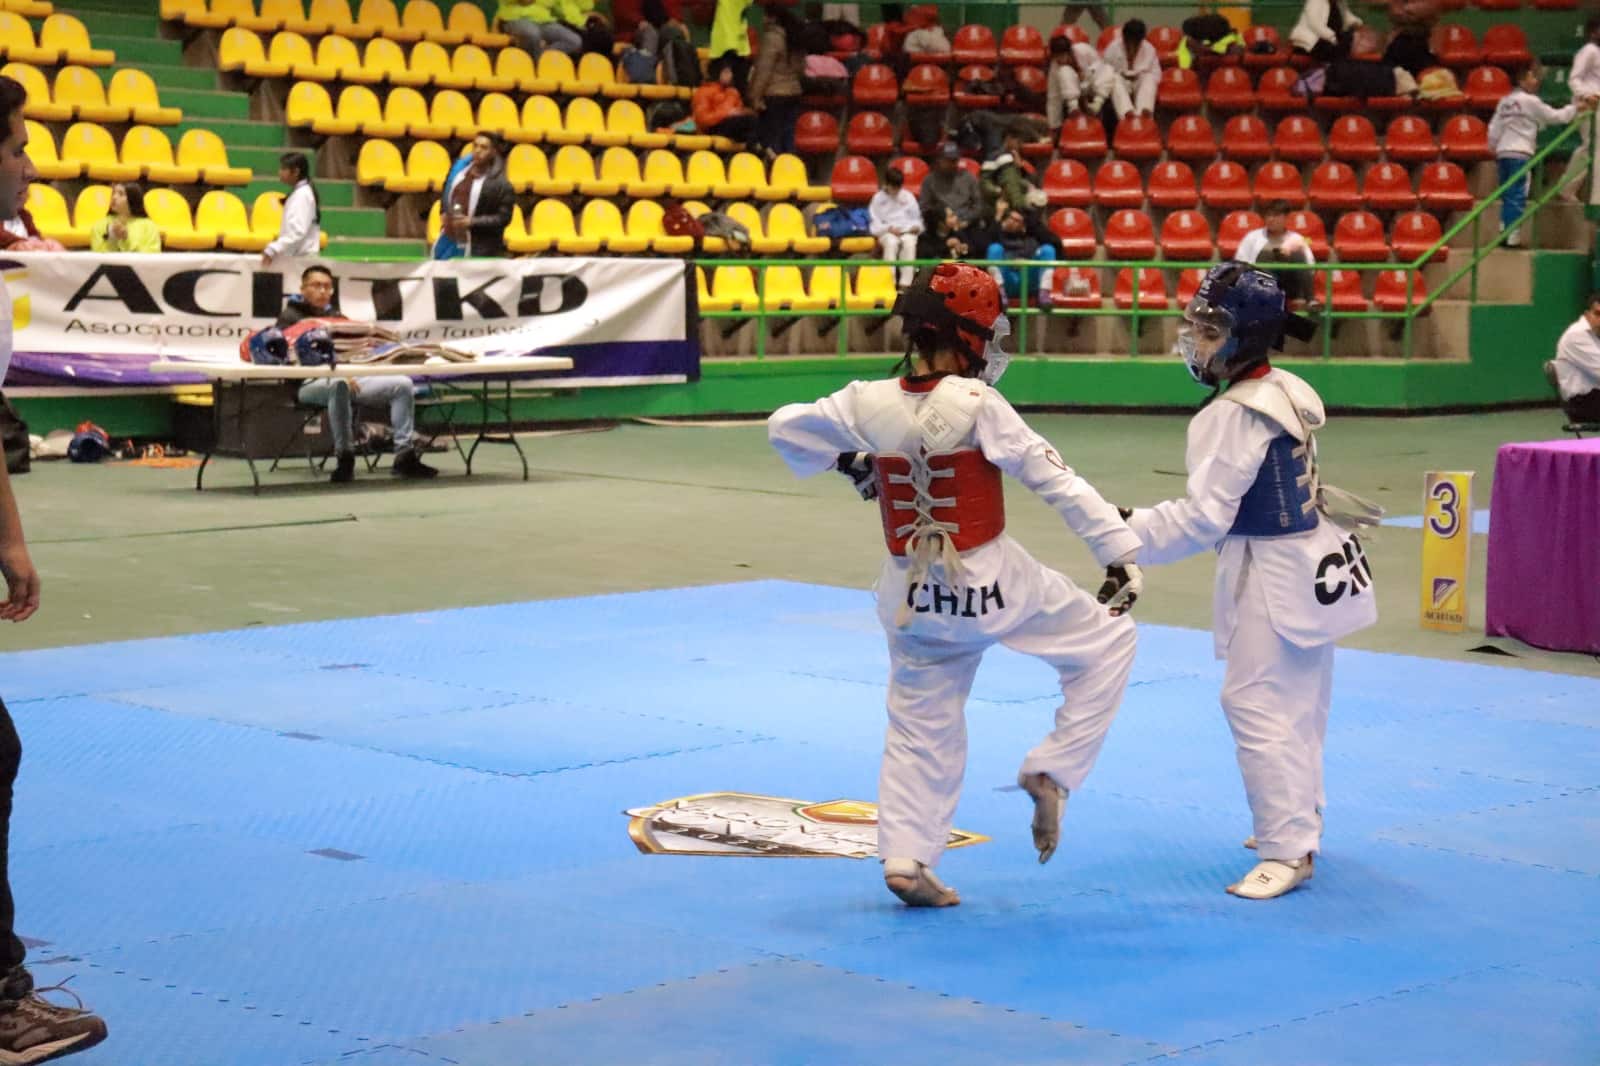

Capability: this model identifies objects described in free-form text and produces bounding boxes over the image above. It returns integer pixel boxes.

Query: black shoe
[330,452,356,484]
[392,448,438,479]
[0,969,107,1064]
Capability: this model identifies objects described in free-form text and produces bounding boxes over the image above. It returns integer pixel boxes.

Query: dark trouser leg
[0,701,25,973]
[1566,389,1600,422]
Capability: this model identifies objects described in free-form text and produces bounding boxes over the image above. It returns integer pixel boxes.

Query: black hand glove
[1116,506,1133,520]
[836,451,878,501]
[1096,562,1143,616]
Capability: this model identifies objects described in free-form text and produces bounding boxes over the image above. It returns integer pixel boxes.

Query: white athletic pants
[1568,112,1600,204]
[1220,562,1334,862]
[878,232,918,288]
[1110,71,1157,118]
[877,564,1137,868]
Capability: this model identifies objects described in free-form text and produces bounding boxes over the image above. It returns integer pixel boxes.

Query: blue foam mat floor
[1,580,1595,1065]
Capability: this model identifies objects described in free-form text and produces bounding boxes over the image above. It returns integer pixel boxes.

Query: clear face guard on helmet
[1178,295,1235,386]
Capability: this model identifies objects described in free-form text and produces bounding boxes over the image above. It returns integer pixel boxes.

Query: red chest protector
[873,450,1006,556]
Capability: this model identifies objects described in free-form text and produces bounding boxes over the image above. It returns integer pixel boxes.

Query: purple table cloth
[1486,438,1600,654]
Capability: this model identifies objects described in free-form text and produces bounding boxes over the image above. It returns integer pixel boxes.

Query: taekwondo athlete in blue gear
[1123,262,1382,900]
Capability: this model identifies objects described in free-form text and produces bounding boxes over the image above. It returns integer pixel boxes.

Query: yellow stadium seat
[356,138,400,188]
[477,92,535,144]
[765,153,828,202]
[61,122,138,181]
[606,99,670,150]
[688,150,748,200]
[23,120,78,179]
[447,3,508,48]
[356,0,418,42]
[626,200,693,255]
[429,89,475,140]
[314,34,378,84]
[504,144,553,193]
[425,197,441,243]
[563,51,606,96]
[598,146,659,198]
[495,46,537,92]
[308,0,363,37]
[403,138,449,190]
[177,128,252,184]
[452,43,510,92]
[27,183,85,248]
[122,125,199,185]
[198,189,264,251]
[73,183,110,231]
[806,265,850,309]
[41,13,114,64]
[269,31,334,79]
[580,52,633,99]
[400,0,463,45]
[705,266,758,312]
[531,50,578,95]
[681,201,726,251]
[725,152,766,199]
[258,0,323,34]
[146,187,216,249]
[409,39,468,89]
[520,95,562,143]
[2,0,52,19]
[219,28,289,78]
[767,203,829,255]
[337,84,403,137]
[629,57,677,101]
[762,266,828,312]
[109,69,182,125]
[0,13,52,64]
[642,149,705,199]
[285,82,337,131]
[726,202,773,252]
[161,0,204,23]
[186,0,270,31]
[3,63,67,121]
[579,199,648,254]
[696,266,713,307]
[510,198,581,254]
[385,86,446,138]
[251,190,328,250]
[543,145,618,198]
[848,265,899,311]
[361,36,413,83]
[570,97,625,147]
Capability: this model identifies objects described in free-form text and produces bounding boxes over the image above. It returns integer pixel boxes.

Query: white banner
[0,252,691,363]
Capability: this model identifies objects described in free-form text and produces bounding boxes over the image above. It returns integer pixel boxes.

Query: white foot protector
[1227,854,1314,900]
[1016,771,1067,864]
[883,858,960,907]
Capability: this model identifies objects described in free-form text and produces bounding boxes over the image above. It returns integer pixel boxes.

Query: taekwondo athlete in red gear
[1121,262,1381,900]
[766,263,1146,908]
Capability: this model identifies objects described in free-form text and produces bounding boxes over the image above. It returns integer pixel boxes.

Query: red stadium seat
[1112,113,1162,160]
[1050,265,1103,309]
[1050,24,1090,46]
[1328,114,1380,162]
[903,63,951,106]
[1418,160,1474,212]
[1166,114,1217,160]
[1254,161,1306,205]
[830,155,879,203]
[1464,65,1512,110]
[1475,0,1521,10]
[1534,0,1578,8]
[1114,267,1168,309]
[1217,209,1264,258]
[1312,92,1363,114]
[1333,210,1390,261]
[1201,160,1253,209]
[1158,66,1203,109]
[852,63,899,107]
[1221,113,1271,161]
[794,111,839,155]
[1309,160,1363,211]
[1096,25,1119,51]
[958,157,980,179]
[888,155,929,196]
[1148,24,1181,65]
[1391,210,1447,263]
[1148,160,1198,208]
[1287,210,1330,260]
[1385,115,1439,162]
[1242,26,1287,70]
[1256,67,1302,112]
[846,111,895,156]
[1011,69,1050,133]
[1272,115,1324,162]
[1482,24,1531,67]
[1058,112,1107,159]
[999,24,1046,65]
[1434,24,1481,68]
[954,64,1002,108]
[1315,268,1370,311]
[1363,161,1418,210]
[1047,207,1097,258]
[952,24,998,64]
[1374,269,1428,312]
[1440,113,1493,160]
[1104,209,1157,258]
[1176,266,1206,304]
[1419,66,1470,113]
[1092,159,1145,207]
[1205,66,1256,110]
[864,23,894,59]
[1042,158,1092,207]
[1160,209,1214,259]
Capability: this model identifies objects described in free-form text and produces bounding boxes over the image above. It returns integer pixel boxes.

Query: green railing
[695,115,1592,363]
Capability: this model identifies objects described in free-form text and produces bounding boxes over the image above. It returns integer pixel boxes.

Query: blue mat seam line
[1372,837,1598,878]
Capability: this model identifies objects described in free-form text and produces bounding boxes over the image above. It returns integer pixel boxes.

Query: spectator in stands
[89,182,160,253]
[261,151,320,267]
[1046,33,1110,126]
[1549,294,1600,421]
[980,131,1044,219]
[1289,0,1360,63]
[1381,0,1438,77]
[984,205,1058,307]
[693,54,759,143]
[1060,2,1109,30]
[1100,18,1159,118]
[439,134,514,259]
[1562,16,1600,204]
[902,5,950,56]
[495,0,585,56]
[917,205,976,261]
[0,206,63,252]
[919,143,984,229]
[748,3,805,157]
[278,265,438,483]
[1235,201,1315,306]
[1177,12,1243,70]
[580,11,614,55]
[1489,63,1590,248]
[869,167,922,286]
[709,0,754,90]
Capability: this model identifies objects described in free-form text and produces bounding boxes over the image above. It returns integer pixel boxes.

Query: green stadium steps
[324,236,428,260]
[320,205,389,238]
[66,10,161,37]
[230,144,315,177]
[175,118,286,149]
[240,176,358,208]
[99,62,219,92]
[90,33,185,67]
[163,91,252,122]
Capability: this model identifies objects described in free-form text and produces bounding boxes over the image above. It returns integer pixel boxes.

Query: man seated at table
[1548,293,1600,423]
[278,264,438,483]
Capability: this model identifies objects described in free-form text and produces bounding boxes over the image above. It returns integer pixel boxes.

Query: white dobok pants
[878,232,918,288]
[1110,71,1157,118]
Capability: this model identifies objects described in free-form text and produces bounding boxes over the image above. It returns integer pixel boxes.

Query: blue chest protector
[1229,432,1319,537]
